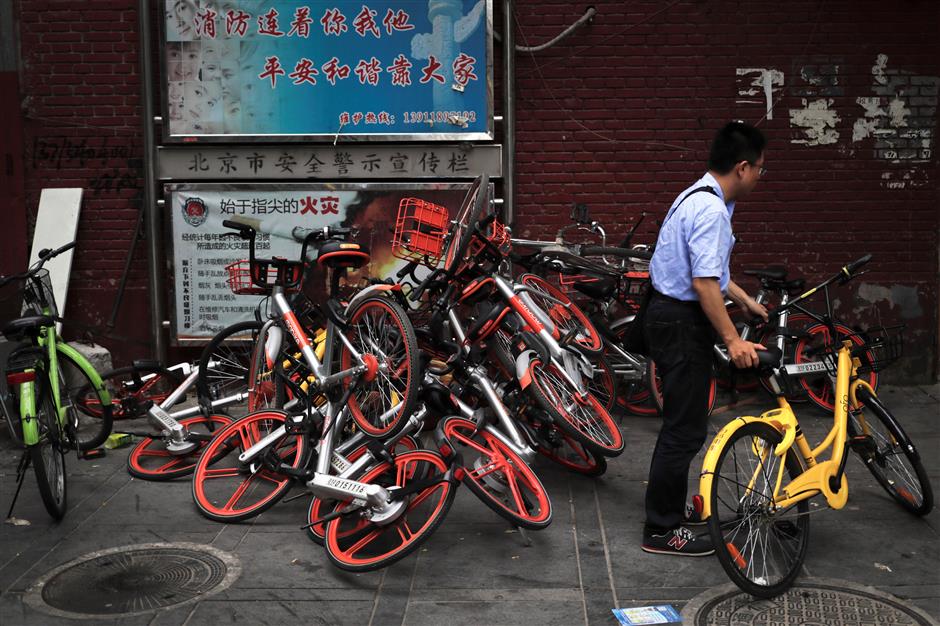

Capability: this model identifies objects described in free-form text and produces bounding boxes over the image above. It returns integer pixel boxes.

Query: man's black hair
[707,121,766,174]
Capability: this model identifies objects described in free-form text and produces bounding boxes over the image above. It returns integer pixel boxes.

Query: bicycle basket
[225,259,303,295]
[856,325,904,373]
[468,218,512,259]
[0,269,58,319]
[392,198,450,266]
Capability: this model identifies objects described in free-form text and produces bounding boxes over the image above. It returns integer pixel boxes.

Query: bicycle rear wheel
[57,350,114,451]
[198,320,282,418]
[441,416,552,529]
[851,387,933,516]
[708,421,809,598]
[82,365,181,421]
[341,296,419,439]
[127,414,233,481]
[30,374,67,520]
[191,410,308,522]
[306,434,419,545]
[794,322,878,412]
[526,358,624,457]
[324,450,456,572]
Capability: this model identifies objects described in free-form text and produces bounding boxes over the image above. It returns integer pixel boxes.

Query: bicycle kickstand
[6,451,31,520]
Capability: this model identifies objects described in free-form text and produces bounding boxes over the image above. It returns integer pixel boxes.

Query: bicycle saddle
[2,315,55,340]
[743,266,787,281]
[315,241,371,269]
[573,277,616,301]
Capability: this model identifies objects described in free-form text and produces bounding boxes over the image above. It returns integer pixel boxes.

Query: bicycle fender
[344,283,403,313]
[515,350,539,389]
[698,413,792,520]
[19,380,39,444]
[56,343,113,406]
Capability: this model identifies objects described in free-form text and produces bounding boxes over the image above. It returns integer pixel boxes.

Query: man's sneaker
[642,526,715,557]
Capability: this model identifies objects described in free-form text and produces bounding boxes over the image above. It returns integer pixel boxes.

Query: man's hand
[727,337,766,368]
[741,297,769,322]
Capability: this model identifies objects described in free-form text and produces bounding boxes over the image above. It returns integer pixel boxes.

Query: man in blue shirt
[642,122,769,556]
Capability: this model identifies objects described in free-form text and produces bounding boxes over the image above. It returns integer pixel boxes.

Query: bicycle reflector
[6,370,36,385]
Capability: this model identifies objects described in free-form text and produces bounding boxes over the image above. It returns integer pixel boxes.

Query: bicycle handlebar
[0,240,78,287]
[38,241,77,261]
[843,253,872,277]
[580,245,652,261]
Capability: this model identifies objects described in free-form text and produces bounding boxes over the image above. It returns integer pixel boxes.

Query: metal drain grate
[25,542,240,619]
[682,578,937,626]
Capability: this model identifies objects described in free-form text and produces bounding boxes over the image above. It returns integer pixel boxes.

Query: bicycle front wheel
[708,421,809,598]
[441,416,552,529]
[191,410,308,522]
[31,374,67,519]
[851,387,933,516]
[518,274,604,356]
[341,296,419,439]
[127,414,233,481]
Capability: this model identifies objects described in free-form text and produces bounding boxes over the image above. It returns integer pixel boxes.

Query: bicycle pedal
[80,448,106,460]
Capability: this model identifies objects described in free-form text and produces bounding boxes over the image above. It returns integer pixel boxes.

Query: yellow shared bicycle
[697,256,933,598]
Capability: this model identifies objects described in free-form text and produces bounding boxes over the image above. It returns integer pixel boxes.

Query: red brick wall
[11,1,940,380]
[510,0,940,381]
[14,0,151,358]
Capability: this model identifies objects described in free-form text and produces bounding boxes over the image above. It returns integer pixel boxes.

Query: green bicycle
[0,242,113,520]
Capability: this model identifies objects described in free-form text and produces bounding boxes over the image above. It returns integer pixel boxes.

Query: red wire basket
[225,259,303,295]
[392,198,450,266]
[468,218,512,258]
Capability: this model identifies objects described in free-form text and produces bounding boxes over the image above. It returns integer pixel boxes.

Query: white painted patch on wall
[789,98,840,145]
[736,68,784,120]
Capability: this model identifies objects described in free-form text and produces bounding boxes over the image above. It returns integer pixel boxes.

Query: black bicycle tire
[580,245,653,261]
[30,373,68,520]
[58,350,114,451]
[588,352,619,413]
[443,173,488,275]
[708,421,810,598]
[853,387,933,516]
[197,320,268,417]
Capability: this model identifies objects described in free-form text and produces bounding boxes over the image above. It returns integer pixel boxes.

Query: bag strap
[661,185,720,229]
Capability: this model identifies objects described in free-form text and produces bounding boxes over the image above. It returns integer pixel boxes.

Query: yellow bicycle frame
[699,340,873,518]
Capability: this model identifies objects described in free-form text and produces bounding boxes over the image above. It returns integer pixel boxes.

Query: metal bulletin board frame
[159,0,494,142]
[163,181,479,343]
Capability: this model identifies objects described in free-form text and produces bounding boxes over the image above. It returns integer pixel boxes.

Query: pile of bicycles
[9,175,930,584]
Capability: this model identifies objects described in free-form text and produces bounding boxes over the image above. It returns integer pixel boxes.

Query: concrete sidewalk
[1,384,938,625]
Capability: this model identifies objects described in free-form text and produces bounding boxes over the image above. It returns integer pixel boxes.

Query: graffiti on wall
[30,136,141,196]
[736,55,938,189]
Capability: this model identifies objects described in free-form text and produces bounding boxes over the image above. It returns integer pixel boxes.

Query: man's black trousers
[643,294,715,532]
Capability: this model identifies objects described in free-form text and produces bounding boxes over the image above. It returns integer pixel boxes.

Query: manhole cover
[25,542,240,619]
[682,578,938,625]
